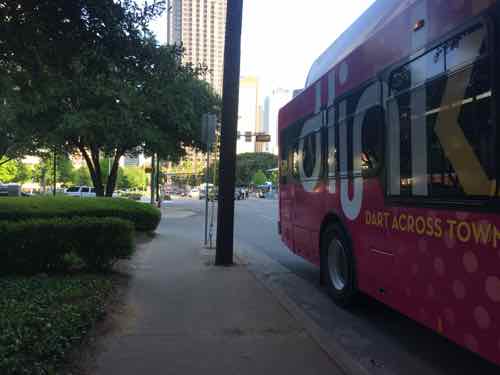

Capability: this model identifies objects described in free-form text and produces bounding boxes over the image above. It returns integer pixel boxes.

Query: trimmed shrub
[0,196,161,232]
[0,275,114,375]
[0,217,134,274]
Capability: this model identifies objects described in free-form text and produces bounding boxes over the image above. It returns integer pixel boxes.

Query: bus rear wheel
[321,224,358,306]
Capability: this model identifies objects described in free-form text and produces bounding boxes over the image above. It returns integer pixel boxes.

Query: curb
[236,253,371,375]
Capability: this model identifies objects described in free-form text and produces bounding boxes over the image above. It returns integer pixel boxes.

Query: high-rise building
[237,76,259,155]
[263,88,293,155]
[166,0,227,95]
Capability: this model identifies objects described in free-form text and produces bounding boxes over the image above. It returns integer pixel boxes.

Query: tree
[72,167,92,186]
[119,167,147,190]
[235,153,278,186]
[252,170,267,186]
[270,169,279,186]
[0,75,41,165]
[32,153,75,188]
[0,158,29,183]
[1,1,217,197]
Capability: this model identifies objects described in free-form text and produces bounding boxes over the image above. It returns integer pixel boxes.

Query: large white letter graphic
[340,82,380,221]
[298,82,323,192]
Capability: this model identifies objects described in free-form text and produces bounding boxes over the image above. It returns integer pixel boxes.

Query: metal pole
[156,156,161,206]
[209,146,217,249]
[52,149,57,197]
[215,0,243,266]
[204,146,210,246]
[150,153,155,205]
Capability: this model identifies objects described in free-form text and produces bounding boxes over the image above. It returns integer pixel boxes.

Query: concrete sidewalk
[90,216,343,374]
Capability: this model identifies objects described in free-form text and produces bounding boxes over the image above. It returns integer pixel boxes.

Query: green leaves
[236,153,278,186]
[252,170,267,186]
[0,217,134,274]
[0,275,115,375]
[0,196,161,232]
[0,158,29,184]
[0,1,220,197]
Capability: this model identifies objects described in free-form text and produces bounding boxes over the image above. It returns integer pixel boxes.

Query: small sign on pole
[255,133,271,143]
[244,131,252,142]
[202,113,217,147]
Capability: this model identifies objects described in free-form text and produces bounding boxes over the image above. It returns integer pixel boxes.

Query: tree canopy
[0,0,219,196]
[0,158,29,184]
[252,170,267,186]
[235,153,278,186]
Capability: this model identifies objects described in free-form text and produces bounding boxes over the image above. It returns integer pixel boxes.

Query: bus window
[361,106,384,177]
[292,143,300,180]
[387,23,495,201]
[327,106,337,181]
[445,23,488,72]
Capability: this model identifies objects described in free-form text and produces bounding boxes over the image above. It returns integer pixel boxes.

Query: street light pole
[204,145,210,246]
[215,0,243,266]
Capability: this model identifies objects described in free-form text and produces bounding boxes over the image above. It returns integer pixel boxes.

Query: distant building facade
[166,0,227,95]
[166,0,226,174]
[122,154,146,168]
[262,88,293,155]
[237,76,259,155]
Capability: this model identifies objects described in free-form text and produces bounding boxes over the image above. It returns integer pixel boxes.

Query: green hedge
[0,217,134,274]
[0,275,114,375]
[0,196,161,232]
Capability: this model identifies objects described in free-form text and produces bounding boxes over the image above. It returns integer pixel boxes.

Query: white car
[188,188,200,199]
[65,186,96,198]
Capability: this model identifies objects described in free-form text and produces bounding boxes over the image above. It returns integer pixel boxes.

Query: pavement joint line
[107,330,308,339]
[235,251,372,375]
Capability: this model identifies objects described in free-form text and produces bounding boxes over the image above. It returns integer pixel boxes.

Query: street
[165,198,499,375]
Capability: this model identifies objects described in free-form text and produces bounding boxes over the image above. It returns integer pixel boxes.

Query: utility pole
[215,0,243,266]
[202,113,217,247]
[204,144,210,246]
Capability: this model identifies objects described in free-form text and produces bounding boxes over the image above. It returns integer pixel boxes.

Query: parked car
[0,183,21,197]
[64,186,96,198]
[188,188,200,199]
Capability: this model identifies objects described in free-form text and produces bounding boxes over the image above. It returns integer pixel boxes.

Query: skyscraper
[263,88,293,155]
[236,76,259,155]
[165,0,227,186]
[166,0,227,95]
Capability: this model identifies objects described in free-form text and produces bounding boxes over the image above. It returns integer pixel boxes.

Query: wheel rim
[328,239,348,291]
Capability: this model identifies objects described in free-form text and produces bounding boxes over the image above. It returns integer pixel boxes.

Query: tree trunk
[105,151,123,197]
[78,145,105,197]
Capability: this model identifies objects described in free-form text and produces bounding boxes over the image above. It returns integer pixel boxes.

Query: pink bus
[278,0,500,366]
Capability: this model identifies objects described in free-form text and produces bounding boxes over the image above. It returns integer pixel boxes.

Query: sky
[149,0,376,97]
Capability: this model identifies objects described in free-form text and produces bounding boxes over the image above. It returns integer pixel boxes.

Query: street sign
[201,113,217,146]
[255,133,271,143]
[245,131,252,142]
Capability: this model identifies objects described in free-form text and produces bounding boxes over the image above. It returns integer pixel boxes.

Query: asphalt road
[165,198,499,375]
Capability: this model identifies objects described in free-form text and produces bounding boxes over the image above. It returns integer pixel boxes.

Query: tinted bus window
[387,23,495,200]
[445,24,488,71]
[361,106,384,177]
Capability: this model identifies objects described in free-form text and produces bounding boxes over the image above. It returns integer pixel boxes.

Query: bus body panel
[279,0,500,366]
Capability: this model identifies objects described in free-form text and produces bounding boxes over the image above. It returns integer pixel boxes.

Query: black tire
[321,224,358,306]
